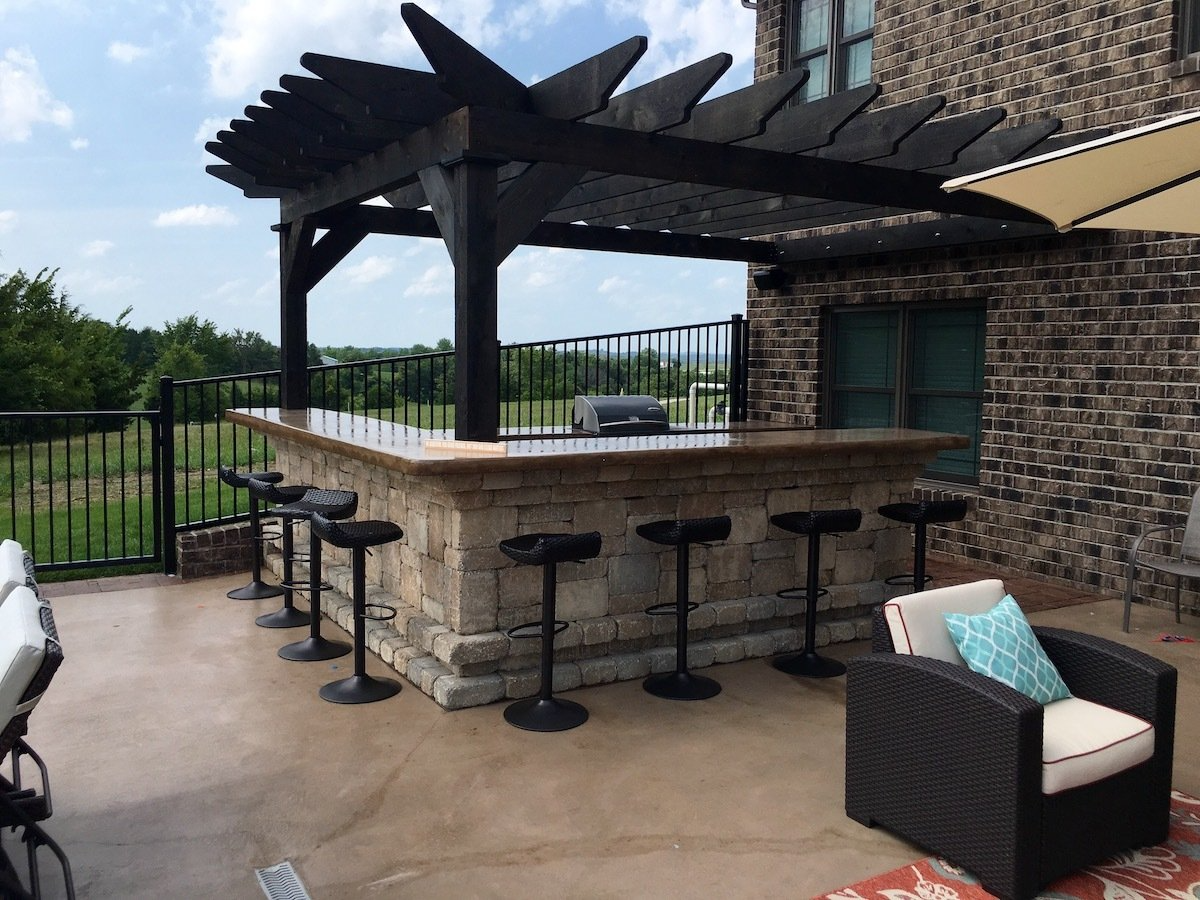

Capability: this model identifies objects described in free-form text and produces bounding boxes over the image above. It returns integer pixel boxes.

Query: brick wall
[747,0,1200,613]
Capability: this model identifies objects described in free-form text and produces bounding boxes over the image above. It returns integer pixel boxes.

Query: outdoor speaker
[752,266,790,290]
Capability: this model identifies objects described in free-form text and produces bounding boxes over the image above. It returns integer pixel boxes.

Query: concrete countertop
[225,407,968,475]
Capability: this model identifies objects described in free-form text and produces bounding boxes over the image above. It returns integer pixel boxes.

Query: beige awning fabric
[942,110,1200,234]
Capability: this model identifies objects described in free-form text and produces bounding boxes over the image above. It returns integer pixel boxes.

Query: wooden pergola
[208,3,1068,441]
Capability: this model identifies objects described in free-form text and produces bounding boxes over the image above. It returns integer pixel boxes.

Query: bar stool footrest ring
[884,573,933,587]
[645,601,699,617]
[362,603,397,622]
[777,586,828,601]
[506,620,569,639]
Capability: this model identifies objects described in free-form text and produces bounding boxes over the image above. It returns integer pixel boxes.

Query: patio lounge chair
[845,579,1176,900]
[1124,485,1200,631]
[0,568,74,898]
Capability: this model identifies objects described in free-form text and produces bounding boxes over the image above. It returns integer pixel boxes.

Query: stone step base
[264,551,873,710]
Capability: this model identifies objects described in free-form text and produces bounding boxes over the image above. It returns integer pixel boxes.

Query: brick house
[746,0,1200,614]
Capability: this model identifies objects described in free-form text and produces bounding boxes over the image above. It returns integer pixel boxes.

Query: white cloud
[82,239,114,258]
[0,210,16,233]
[0,47,73,142]
[70,270,143,295]
[203,0,600,100]
[604,0,755,88]
[343,254,396,285]
[194,115,228,145]
[107,41,149,64]
[69,136,88,150]
[403,264,453,298]
[153,204,238,227]
[598,275,630,294]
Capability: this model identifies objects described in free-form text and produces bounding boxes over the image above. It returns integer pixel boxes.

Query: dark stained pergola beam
[465,108,1044,223]
[257,92,395,152]
[320,205,779,263]
[300,53,461,126]
[775,216,1056,262]
[545,91,937,226]
[926,119,1061,174]
[230,117,362,164]
[206,164,292,199]
[529,36,647,120]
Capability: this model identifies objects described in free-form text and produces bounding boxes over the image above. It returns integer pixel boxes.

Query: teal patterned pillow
[943,595,1072,704]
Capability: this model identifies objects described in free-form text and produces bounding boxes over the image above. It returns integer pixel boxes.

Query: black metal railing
[0,411,162,572]
[3,315,749,573]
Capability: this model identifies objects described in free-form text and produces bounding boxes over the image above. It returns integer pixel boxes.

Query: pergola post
[279,218,316,409]
[450,157,501,441]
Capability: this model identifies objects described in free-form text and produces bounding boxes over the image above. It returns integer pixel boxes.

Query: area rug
[818,790,1200,900]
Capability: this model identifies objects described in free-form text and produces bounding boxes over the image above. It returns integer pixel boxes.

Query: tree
[0,268,136,413]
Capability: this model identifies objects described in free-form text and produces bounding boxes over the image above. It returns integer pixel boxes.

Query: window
[790,0,875,103]
[1182,0,1200,57]
[827,303,985,482]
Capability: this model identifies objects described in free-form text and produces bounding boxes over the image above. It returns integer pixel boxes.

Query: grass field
[2,391,729,572]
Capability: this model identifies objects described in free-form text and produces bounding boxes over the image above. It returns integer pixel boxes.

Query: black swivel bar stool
[274,489,359,661]
[769,507,862,678]
[636,515,732,700]
[878,499,968,592]
[245,479,346,630]
[499,531,602,732]
[218,465,290,600]
[309,513,404,704]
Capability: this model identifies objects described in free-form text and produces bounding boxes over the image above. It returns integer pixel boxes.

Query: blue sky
[0,1,757,348]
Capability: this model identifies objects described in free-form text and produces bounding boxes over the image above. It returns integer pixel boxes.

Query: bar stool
[245,479,350,630]
[878,499,968,592]
[309,513,404,704]
[275,489,359,661]
[499,531,602,732]
[635,515,731,700]
[769,507,862,678]
[218,465,291,600]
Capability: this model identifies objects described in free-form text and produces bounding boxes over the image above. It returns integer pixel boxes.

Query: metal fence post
[159,376,178,574]
[730,314,748,422]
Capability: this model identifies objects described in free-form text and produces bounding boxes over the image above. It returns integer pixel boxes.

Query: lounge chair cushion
[0,586,51,718]
[1042,696,1155,794]
[944,595,1072,704]
[0,540,26,593]
[881,578,1007,662]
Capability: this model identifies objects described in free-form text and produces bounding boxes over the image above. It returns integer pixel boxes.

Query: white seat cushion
[1042,696,1155,795]
[0,585,51,720]
[882,579,1008,663]
[0,540,26,593]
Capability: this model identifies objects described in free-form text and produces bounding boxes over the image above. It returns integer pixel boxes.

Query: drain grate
[255,860,313,900]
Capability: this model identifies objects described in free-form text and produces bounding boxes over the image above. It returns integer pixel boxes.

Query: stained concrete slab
[16,573,1200,899]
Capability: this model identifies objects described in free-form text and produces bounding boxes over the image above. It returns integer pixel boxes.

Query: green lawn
[2,390,729,571]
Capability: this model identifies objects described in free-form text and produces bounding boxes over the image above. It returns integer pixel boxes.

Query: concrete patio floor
[20,569,1200,900]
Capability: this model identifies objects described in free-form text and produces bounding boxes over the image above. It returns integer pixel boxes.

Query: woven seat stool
[245,479,349,631]
[770,507,862,678]
[271,488,360,661]
[878,499,968,592]
[635,515,731,700]
[500,531,602,732]
[218,465,292,600]
[309,513,404,704]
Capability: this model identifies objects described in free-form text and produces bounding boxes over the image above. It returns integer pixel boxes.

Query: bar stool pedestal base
[255,607,310,629]
[227,580,284,600]
[319,674,401,704]
[772,651,846,679]
[504,697,588,732]
[278,636,350,661]
[643,670,721,700]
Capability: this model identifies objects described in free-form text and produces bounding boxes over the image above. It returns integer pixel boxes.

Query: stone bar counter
[225,407,966,709]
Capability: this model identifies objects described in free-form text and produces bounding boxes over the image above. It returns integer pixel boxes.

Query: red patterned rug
[819,791,1200,899]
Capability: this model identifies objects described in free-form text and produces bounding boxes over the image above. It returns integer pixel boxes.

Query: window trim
[1181,0,1200,59]
[824,300,986,486]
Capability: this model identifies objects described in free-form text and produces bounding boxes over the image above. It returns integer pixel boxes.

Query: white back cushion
[0,586,50,719]
[882,578,1008,663]
[0,540,26,591]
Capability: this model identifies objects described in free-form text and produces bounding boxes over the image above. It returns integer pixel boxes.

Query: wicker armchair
[845,580,1176,900]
